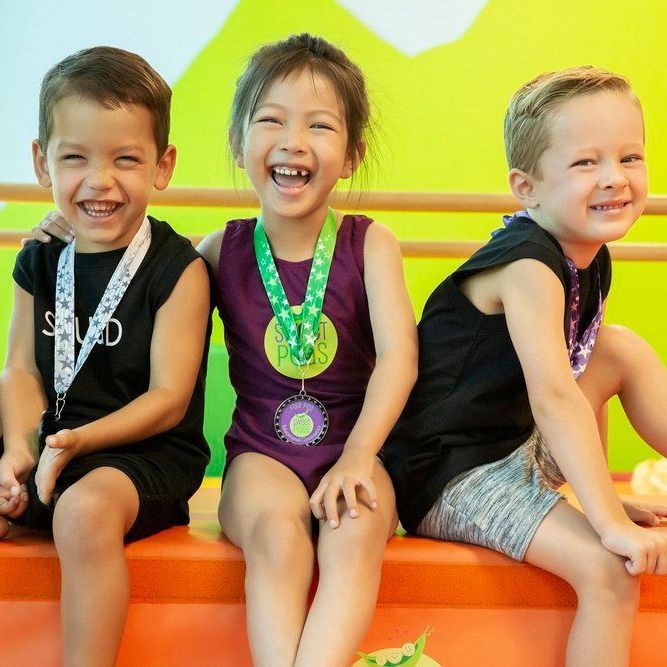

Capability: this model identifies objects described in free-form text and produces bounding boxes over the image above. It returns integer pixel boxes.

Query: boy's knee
[53,484,124,556]
[246,513,312,570]
[597,324,649,362]
[574,545,640,607]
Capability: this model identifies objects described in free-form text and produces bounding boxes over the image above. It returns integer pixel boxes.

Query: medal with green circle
[254,208,337,446]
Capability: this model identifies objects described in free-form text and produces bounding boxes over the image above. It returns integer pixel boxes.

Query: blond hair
[504,66,637,177]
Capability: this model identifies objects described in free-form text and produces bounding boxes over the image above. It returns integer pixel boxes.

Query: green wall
[2,0,666,473]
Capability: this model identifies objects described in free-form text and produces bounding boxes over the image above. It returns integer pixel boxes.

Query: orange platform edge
[1,482,666,610]
[2,481,667,666]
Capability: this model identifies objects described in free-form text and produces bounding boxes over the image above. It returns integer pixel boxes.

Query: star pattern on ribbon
[566,258,602,379]
[53,219,152,399]
[253,210,337,368]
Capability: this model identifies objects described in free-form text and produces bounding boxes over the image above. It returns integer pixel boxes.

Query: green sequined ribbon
[253,208,337,367]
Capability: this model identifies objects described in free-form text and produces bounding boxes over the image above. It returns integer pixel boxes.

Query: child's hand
[622,499,667,527]
[35,429,80,505]
[601,521,667,576]
[309,452,377,528]
[22,210,73,246]
[0,450,35,523]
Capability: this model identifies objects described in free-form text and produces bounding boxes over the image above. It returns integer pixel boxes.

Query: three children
[4,38,667,667]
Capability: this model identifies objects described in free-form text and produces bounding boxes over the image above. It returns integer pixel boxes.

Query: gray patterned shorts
[416,430,566,561]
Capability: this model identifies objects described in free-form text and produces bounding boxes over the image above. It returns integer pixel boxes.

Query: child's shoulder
[144,217,202,279]
[457,217,568,283]
[13,235,66,287]
[196,217,258,273]
[148,216,195,250]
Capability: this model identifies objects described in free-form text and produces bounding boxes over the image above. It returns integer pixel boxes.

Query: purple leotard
[216,215,376,493]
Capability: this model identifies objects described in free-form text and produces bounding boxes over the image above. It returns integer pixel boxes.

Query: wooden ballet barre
[1,229,665,261]
[3,183,667,215]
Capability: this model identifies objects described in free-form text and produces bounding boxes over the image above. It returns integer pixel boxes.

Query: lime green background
[1,0,666,473]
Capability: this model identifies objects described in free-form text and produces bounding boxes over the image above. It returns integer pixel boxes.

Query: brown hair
[38,46,171,158]
[504,66,638,177]
[229,33,370,166]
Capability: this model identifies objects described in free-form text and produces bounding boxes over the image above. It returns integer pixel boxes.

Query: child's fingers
[643,504,667,518]
[28,227,53,244]
[625,555,643,576]
[36,476,54,505]
[8,492,28,519]
[309,483,327,520]
[45,429,73,450]
[0,470,21,498]
[632,507,661,526]
[323,484,341,528]
[0,495,19,515]
[342,479,359,518]
[42,211,74,241]
[657,550,667,576]
[361,477,378,510]
[645,545,658,575]
[35,456,57,505]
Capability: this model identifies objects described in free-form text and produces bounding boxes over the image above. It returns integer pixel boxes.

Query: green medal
[254,208,337,446]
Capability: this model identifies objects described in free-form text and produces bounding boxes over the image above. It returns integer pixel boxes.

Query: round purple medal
[274,392,328,446]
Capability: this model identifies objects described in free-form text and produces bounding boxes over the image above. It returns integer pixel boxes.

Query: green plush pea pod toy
[357,628,428,666]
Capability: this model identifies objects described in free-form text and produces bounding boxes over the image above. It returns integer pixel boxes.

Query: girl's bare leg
[53,467,139,667]
[218,453,315,667]
[295,460,397,666]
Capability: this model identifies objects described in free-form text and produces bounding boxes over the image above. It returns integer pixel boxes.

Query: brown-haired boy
[0,46,210,664]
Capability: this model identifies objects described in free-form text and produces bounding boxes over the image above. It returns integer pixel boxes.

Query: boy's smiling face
[514,91,647,267]
[32,95,175,252]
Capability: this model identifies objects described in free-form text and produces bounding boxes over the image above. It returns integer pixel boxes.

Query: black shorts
[1,432,207,543]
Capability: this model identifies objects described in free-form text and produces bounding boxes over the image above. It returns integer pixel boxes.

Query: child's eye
[61,154,84,161]
[117,156,140,164]
[621,154,643,163]
[571,159,595,167]
[311,123,334,131]
[256,116,280,125]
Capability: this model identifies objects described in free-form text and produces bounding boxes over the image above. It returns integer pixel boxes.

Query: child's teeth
[274,167,309,177]
[82,202,118,216]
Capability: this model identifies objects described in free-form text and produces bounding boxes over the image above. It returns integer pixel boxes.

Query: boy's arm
[310,222,418,526]
[0,284,45,514]
[500,258,666,574]
[36,258,210,503]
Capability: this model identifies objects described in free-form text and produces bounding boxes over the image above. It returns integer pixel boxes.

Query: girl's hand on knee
[23,210,73,246]
[601,522,667,576]
[309,453,377,528]
[36,429,80,504]
[622,499,667,527]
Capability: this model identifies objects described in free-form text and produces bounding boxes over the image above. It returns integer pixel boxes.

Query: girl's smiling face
[237,69,357,230]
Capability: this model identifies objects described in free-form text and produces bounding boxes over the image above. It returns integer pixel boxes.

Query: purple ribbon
[498,211,602,378]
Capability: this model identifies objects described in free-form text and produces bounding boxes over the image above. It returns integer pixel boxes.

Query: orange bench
[1,483,666,666]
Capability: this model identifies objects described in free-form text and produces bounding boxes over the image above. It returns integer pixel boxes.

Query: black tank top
[382,215,611,532]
